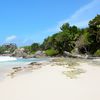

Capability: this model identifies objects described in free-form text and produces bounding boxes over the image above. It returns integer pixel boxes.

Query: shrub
[31,51,36,54]
[45,49,59,56]
[94,49,100,56]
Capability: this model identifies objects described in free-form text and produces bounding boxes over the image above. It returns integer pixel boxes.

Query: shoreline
[0,57,100,100]
[1,57,100,80]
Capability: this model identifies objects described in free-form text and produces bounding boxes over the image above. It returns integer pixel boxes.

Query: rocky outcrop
[64,51,88,59]
[33,51,46,58]
[12,49,46,58]
[12,48,27,58]
[0,43,17,54]
[12,48,46,58]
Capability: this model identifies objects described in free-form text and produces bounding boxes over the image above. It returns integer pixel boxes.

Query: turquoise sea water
[0,57,49,81]
[0,57,100,81]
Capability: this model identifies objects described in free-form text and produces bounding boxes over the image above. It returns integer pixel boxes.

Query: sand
[0,62,100,100]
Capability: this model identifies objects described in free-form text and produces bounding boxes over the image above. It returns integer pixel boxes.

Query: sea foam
[0,56,17,62]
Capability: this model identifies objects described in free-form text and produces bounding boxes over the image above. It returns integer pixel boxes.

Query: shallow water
[0,57,49,81]
[0,57,100,81]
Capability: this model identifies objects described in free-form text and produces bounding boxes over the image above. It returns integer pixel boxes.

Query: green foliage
[0,15,99,57]
[60,23,70,32]
[75,28,90,54]
[22,44,40,54]
[31,51,36,54]
[42,23,80,54]
[45,49,59,56]
[0,46,6,54]
[21,15,99,56]
[88,14,100,54]
[31,43,40,52]
[0,43,17,54]
[21,46,31,54]
[94,49,100,56]
[81,29,90,45]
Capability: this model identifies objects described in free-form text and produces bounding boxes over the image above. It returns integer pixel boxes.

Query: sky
[0,0,100,46]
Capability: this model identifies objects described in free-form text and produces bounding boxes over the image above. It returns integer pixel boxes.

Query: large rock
[33,51,46,58]
[1,43,17,54]
[64,51,88,59]
[12,49,46,58]
[25,54,34,58]
[12,48,27,58]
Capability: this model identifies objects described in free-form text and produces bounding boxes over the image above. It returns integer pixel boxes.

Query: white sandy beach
[0,62,100,100]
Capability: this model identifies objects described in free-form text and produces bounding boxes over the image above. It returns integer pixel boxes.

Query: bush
[94,49,100,56]
[0,46,6,54]
[45,49,59,56]
[31,51,36,54]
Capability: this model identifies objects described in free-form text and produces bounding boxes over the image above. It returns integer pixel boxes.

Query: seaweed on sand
[63,68,86,79]
[51,57,80,69]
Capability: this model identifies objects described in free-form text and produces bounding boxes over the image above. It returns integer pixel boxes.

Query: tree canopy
[88,14,100,54]
[0,15,100,56]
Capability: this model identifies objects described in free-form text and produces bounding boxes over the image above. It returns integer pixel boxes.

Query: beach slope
[0,62,100,100]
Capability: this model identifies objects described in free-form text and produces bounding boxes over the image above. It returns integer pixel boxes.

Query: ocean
[0,56,49,81]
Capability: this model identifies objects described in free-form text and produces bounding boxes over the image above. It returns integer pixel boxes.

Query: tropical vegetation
[0,15,100,56]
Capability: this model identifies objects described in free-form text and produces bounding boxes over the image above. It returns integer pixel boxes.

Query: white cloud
[42,0,100,35]
[58,0,100,28]
[6,35,17,42]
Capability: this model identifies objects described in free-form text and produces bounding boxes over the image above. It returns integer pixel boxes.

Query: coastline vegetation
[0,15,100,57]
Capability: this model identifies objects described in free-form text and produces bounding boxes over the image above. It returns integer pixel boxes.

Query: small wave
[93,58,100,62]
[0,56,17,62]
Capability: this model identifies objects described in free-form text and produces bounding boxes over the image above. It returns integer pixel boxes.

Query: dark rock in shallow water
[29,62,42,66]
[12,67,21,70]
[29,62,37,65]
